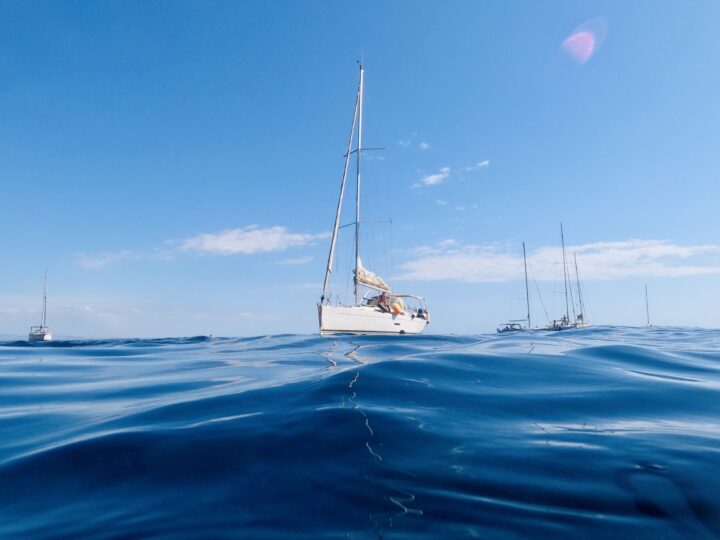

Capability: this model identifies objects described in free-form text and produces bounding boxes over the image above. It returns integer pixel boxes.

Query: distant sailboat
[645,285,652,327]
[545,225,589,331]
[28,271,52,342]
[573,252,589,328]
[498,242,531,333]
[318,64,429,335]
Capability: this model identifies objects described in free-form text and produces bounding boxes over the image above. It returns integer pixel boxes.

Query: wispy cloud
[76,250,139,270]
[413,159,489,189]
[179,226,328,255]
[278,255,313,266]
[419,142,431,150]
[77,225,328,269]
[398,131,418,147]
[464,160,490,172]
[415,166,451,187]
[398,239,720,282]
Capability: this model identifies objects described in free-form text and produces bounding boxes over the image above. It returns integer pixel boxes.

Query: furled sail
[355,260,391,292]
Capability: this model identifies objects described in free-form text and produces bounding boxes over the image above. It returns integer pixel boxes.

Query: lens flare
[562,18,607,64]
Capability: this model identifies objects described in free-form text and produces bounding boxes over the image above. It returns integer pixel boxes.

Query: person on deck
[378,292,390,312]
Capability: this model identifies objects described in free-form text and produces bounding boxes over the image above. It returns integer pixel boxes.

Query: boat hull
[318,304,428,335]
[28,330,52,342]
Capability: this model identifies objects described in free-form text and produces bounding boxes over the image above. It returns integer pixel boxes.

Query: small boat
[497,321,526,333]
[318,64,429,335]
[28,271,52,342]
[497,242,532,333]
[645,285,652,327]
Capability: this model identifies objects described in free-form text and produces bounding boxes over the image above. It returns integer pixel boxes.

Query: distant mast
[41,270,48,328]
[523,242,531,328]
[574,252,585,320]
[645,285,651,327]
[560,224,570,322]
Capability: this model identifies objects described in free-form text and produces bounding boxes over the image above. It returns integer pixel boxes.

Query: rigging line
[340,220,392,229]
[346,147,386,156]
[560,223,570,320]
[579,279,592,323]
[573,252,586,318]
[322,76,360,303]
[568,270,577,320]
[530,268,550,324]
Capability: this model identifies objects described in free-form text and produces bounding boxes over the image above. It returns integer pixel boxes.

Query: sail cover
[355,261,391,292]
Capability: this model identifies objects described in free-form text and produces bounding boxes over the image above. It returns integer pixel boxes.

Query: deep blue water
[1,327,720,539]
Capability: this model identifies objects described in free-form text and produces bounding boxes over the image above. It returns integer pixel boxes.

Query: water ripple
[0,327,719,538]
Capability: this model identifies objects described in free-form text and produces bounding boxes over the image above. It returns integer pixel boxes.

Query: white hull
[28,329,52,342]
[545,322,591,331]
[318,304,428,335]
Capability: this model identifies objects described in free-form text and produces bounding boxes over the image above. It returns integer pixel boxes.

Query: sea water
[0,327,719,538]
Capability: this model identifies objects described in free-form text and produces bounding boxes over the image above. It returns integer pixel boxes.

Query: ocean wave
[0,328,719,538]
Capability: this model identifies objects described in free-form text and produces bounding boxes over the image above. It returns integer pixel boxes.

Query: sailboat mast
[41,270,47,328]
[574,252,585,318]
[523,242,531,328]
[353,64,364,306]
[645,285,650,326]
[560,223,569,321]
[321,80,360,303]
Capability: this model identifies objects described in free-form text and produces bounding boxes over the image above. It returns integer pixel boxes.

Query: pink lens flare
[563,31,596,63]
[562,18,608,64]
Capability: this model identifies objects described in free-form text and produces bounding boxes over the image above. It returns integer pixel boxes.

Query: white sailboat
[545,224,589,331]
[28,271,52,342]
[497,242,531,333]
[573,251,590,328]
[318,64,430,335]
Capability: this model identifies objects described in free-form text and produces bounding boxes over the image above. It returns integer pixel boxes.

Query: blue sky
[1,1,720,337]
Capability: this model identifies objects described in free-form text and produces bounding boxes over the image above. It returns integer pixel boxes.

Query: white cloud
[278,256,313,266]
[398,239,720,282]
[180,226,328,255]
[416,166,451,187]
[464,160,490,172]
[398,131,418,147]
[419,142,431,150]
[436,199,447,206]
[78,226,328,269]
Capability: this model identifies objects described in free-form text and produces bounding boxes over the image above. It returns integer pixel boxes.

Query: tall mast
[321,77,360,303]
[523,242,531,328]
[574,252,585,319]
[560,223,570,321]
[41,270,48,328]
[645,285,650,326]
[353,64,364,306]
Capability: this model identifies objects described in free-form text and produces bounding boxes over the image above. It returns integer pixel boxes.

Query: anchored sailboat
[28,271,52,342]
[573,252,589,328]
[497,242,531,333]
[545,225,589,331]
[318,64,429,335]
